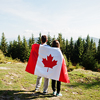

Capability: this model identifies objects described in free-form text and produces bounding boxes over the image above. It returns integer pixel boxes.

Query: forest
[0,32,100,71]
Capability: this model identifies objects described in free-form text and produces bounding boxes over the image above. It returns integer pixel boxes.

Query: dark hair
[52,40,60,48]
[41,35,47,43]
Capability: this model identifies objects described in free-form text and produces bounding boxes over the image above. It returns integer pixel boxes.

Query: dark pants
[52,79,61,94]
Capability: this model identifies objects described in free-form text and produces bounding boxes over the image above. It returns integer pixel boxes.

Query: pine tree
[47,34,52,46]
[21,36,30,62]
[29,34,35,49]
[57,33,62,43]
[98,39,100,51]
[96,39,100,63]
[7,41,13,57]
[17,35,23,60]
[82,35,97,70]
[69,37,74,62]
[82,50,97,70]
[82,39,85,55]
[73,42,78,63]
[57,33,65,54]
[31,34,35,44]
[84,35,91,53]
[74,37,84,63]
[90,39,96,55]
[37,33,41,44]
[51,35,56,46]
[65,39,70,62]
[0,32,8,55]
[12,40,18,59]
[29,38,32,49]
[62,38,66,54]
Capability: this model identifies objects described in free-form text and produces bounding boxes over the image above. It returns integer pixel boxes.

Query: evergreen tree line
[0,32,100,71]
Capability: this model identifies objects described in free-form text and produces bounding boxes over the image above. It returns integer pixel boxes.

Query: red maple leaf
[42,54,57,72]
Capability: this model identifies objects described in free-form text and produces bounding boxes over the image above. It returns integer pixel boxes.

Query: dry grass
[0,63,100,100]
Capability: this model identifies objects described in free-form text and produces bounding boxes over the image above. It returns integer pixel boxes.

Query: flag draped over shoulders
[25,44,70,83]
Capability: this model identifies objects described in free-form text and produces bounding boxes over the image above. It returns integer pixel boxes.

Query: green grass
[0,63,100,100]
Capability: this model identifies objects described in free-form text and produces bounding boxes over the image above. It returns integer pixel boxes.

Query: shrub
[0,49,5,63]
[68,59,72,67]
[0,49,19,63]
[76,63,80,69]
[63,54,68,66]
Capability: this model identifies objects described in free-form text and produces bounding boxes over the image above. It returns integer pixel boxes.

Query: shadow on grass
[0,90,54,100]
[65,81,100,89]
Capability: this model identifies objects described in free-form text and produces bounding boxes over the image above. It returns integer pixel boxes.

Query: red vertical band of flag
[25,44,40,74]
[59,58,70,83]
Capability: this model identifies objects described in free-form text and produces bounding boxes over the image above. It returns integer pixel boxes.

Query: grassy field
[0,63,100,100]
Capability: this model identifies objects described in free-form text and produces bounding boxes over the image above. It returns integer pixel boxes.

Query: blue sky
[0,0,100,41]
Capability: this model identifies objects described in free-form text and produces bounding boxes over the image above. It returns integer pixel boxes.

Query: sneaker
[43,91,48,95]
[53,91,56,96]
[56,93,62,96]
[34,88,39,92]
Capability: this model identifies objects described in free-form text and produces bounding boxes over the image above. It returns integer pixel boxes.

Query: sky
[0,0,100,41]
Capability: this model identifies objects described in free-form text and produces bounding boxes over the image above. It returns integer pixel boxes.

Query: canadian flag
[25,44,70,83]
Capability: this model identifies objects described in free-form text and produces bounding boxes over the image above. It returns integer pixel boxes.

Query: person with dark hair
[35,35,49,94]
[51,40,62,96]
[41,35,47,43]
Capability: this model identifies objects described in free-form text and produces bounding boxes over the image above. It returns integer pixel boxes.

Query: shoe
[56,93,62,96]
[53,91,56,96]
[43,91,48,95]
[34,88,39,92]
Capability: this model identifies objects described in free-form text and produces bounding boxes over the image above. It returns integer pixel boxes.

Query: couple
[34,35,62,96]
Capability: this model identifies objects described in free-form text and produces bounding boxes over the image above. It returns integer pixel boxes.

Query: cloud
[1,0,100,41]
